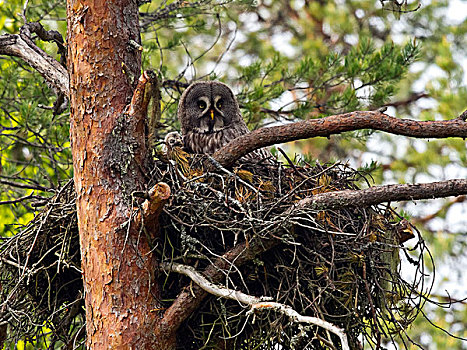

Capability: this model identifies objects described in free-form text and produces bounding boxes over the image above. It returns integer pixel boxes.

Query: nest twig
[0,156,429,349]
[0,179,84,348]
[156,156,428,349]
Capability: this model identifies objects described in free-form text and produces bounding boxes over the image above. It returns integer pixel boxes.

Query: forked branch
[0,23,68,95]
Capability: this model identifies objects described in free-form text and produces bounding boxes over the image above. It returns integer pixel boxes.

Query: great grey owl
[163,131,192,178]
[163,131,183,153]
[177,81,273,163]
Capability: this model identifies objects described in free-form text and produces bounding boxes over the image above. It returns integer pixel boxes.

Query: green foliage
[0,54,71,237]
[140,2,467,348]
[0,0,66,34]
[0,0,466,348]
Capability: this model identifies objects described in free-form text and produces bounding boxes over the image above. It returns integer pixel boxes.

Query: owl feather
[178,81,274,164]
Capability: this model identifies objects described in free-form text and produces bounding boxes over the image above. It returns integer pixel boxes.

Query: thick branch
[138,183,171,236]
[128,70,157,118]
[297,178,467,210]
[141,183,171,218]
[0,32,69,95]
[212,110,467,167]
[163,262,350,350]
[156,236,279,342]
[157,178,467,339]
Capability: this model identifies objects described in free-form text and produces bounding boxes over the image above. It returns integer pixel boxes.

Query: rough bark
[213,110,467,167]
[0,32,68,95]
[296,178,467,210]
[66,0,165,348]
[1,5,466,347]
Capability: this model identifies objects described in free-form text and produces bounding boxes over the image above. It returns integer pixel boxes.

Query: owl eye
[215,99,223,109]
[198,100,207,109]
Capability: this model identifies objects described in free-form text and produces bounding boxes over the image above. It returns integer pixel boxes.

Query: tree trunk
[66,0,168,348]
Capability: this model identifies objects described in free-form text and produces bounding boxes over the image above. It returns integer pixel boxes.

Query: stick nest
[0,156,429,349]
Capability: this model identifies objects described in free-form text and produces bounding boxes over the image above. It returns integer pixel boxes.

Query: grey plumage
[163,131,183,153]
[177,81,273,163]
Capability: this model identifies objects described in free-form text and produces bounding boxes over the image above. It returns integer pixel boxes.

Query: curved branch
[161,262,273,305]
[297,178,467,210]
[212,110,467,167]
[163,262,350,350]
[157,178,467,339]
[0,32,69,96]
[156,236,279,342]
[249,302,350,350]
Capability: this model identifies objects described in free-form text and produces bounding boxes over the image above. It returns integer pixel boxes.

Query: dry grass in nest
[0,156,429,349]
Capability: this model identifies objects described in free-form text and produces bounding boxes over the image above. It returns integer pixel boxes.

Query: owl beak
[210,109,214,120]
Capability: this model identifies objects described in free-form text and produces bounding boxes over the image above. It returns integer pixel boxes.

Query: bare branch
[0,194,47,205]
[383,92,429,108]
[161,262,273,305]
[0,30,69,96]
[158,178,467,337]
[163,262,350,350]
[249,302,350,350]
[212,110,467,167]
[20,22,66,55]
[157,237,279,341]
[296,178,467,210]
[0,179,54,193]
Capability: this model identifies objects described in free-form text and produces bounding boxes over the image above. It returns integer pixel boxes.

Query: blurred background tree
[0,0,466,348]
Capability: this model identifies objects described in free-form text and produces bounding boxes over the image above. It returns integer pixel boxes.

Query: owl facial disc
[179,81,272,159]
[193,94,226,133]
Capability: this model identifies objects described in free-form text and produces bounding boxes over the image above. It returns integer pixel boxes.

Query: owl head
[164,131,183,149]
[177,81,242,136]
[161,131,182,153]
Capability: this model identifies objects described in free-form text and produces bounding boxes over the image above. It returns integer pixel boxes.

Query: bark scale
[66,1,167,348]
